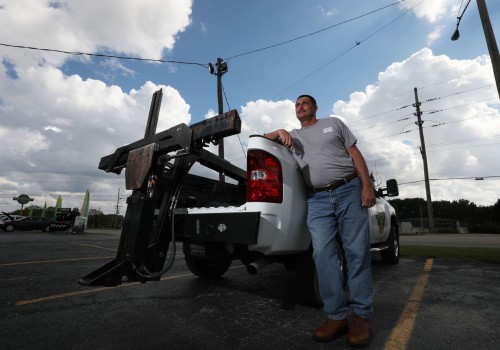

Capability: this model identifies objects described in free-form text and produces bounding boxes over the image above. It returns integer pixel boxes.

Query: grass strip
[400,245,500,264]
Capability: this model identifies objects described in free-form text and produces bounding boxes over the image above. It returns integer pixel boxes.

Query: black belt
[311,173,358,193]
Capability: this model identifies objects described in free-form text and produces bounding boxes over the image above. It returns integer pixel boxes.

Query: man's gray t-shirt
[289,118,357,188]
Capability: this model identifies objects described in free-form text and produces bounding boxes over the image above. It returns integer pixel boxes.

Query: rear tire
[296,247,322,305]
[295,242,345,306]
[5,224,14,232]
[183,242,231,279]
[381,224,400,264]
[184,255,231,278]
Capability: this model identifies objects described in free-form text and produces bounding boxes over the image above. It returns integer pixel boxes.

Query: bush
[468,223,500,234]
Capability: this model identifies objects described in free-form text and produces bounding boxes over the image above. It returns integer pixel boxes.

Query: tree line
[7,198,500,233]
[388,198,500,233]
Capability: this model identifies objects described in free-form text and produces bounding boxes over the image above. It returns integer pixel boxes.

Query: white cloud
[44,126,62,133]
[397,0,459,54]
[401,0,457,23]
[239,99,298,136]
[0,0,194,213]
[98,59,137,79]
[318,5,337,17]
[194,99,299,174]
[200,22,208,34]
[330,48,499,206]
[0,0,193,68]
[427,25,445,45]
[0,64,191,212]
[0,127,49,157]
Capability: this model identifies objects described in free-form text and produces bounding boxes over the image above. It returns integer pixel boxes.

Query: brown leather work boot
[312,319,348,343]
[347,314,372,348]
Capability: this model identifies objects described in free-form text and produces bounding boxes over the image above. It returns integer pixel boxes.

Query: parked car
[0,212,24,222]
[0,216,70,232]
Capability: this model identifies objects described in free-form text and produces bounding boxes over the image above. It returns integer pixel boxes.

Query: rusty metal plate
[190,109,241,142]
[125,143,156,190]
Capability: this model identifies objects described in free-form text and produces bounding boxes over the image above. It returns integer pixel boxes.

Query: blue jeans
[306,177,373,320]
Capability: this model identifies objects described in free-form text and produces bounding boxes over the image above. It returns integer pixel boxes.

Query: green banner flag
[54,195,62,219]
[41,201,47,217]
[81,190,90,217]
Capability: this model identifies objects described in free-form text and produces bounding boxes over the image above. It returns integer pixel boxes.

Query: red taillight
[246,150,283,203]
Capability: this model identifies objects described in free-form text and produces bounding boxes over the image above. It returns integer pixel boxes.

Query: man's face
[295,96,317,122]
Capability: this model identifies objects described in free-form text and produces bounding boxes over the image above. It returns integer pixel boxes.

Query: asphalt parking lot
[1,231,499,350]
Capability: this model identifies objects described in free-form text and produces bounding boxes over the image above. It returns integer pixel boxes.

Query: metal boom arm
[79,90,244,286]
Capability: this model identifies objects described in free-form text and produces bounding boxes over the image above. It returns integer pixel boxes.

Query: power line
[349,109,412,125]
[426,134,500,148]
[364,140,500,162]
[0,2,413,75]
[270,0,425,99]
[348,77,495,111]
[428,111,498,127]
[453,0,473,34]
[426,141,500,152]
[344,82,499,136]
[422,84,495,103]
[3,83,493,171]
[270,44,360,99]
[358,110,498,144]
[425,96,498,115]
[399,175,500,185]
[0,42,209,68]
[363,137,500,163]
[352,113,413,132]
[352,84,496,125]
[353,96,498,133]
[221,83,247,160]
[224,0,407,61]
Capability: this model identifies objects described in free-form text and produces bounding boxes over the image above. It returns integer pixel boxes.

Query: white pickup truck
[175,135,400,304]
[80,94,399,305]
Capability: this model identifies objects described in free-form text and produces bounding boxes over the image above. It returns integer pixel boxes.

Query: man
[264,95,376,348]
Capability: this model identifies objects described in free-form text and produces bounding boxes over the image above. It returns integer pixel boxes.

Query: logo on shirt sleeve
[323,127,333,133]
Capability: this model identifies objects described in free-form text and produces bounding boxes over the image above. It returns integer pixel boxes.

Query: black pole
[216,58,225,182]
[451,1,500,99]
[476,0,500,99]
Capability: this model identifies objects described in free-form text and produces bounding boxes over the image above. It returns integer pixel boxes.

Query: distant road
[84,229,121,236]
[400,233,500,248]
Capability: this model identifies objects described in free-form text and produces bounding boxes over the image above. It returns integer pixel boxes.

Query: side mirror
[386,179,399,197]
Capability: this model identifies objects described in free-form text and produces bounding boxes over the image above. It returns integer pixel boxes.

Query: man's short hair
[296,94,317,106]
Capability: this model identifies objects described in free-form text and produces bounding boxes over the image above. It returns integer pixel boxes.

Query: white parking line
[71,242,117,251]
[0,256,114,267]
[15,265,245,306]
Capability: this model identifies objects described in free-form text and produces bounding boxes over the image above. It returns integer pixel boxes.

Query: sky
[0,0,499,214]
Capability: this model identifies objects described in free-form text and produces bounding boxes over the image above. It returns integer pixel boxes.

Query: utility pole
[452,0,500,99]
[114,188,124,229]
[413,87,435,233]
[477,0,500,99]
[209,58,228,182]
[217,58,225,182]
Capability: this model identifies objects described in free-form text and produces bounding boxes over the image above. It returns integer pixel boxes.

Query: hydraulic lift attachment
[79,89,245,286]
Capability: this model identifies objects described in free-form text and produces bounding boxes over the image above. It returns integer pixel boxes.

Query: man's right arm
[263,129,293,149]
[263,130,281,140]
